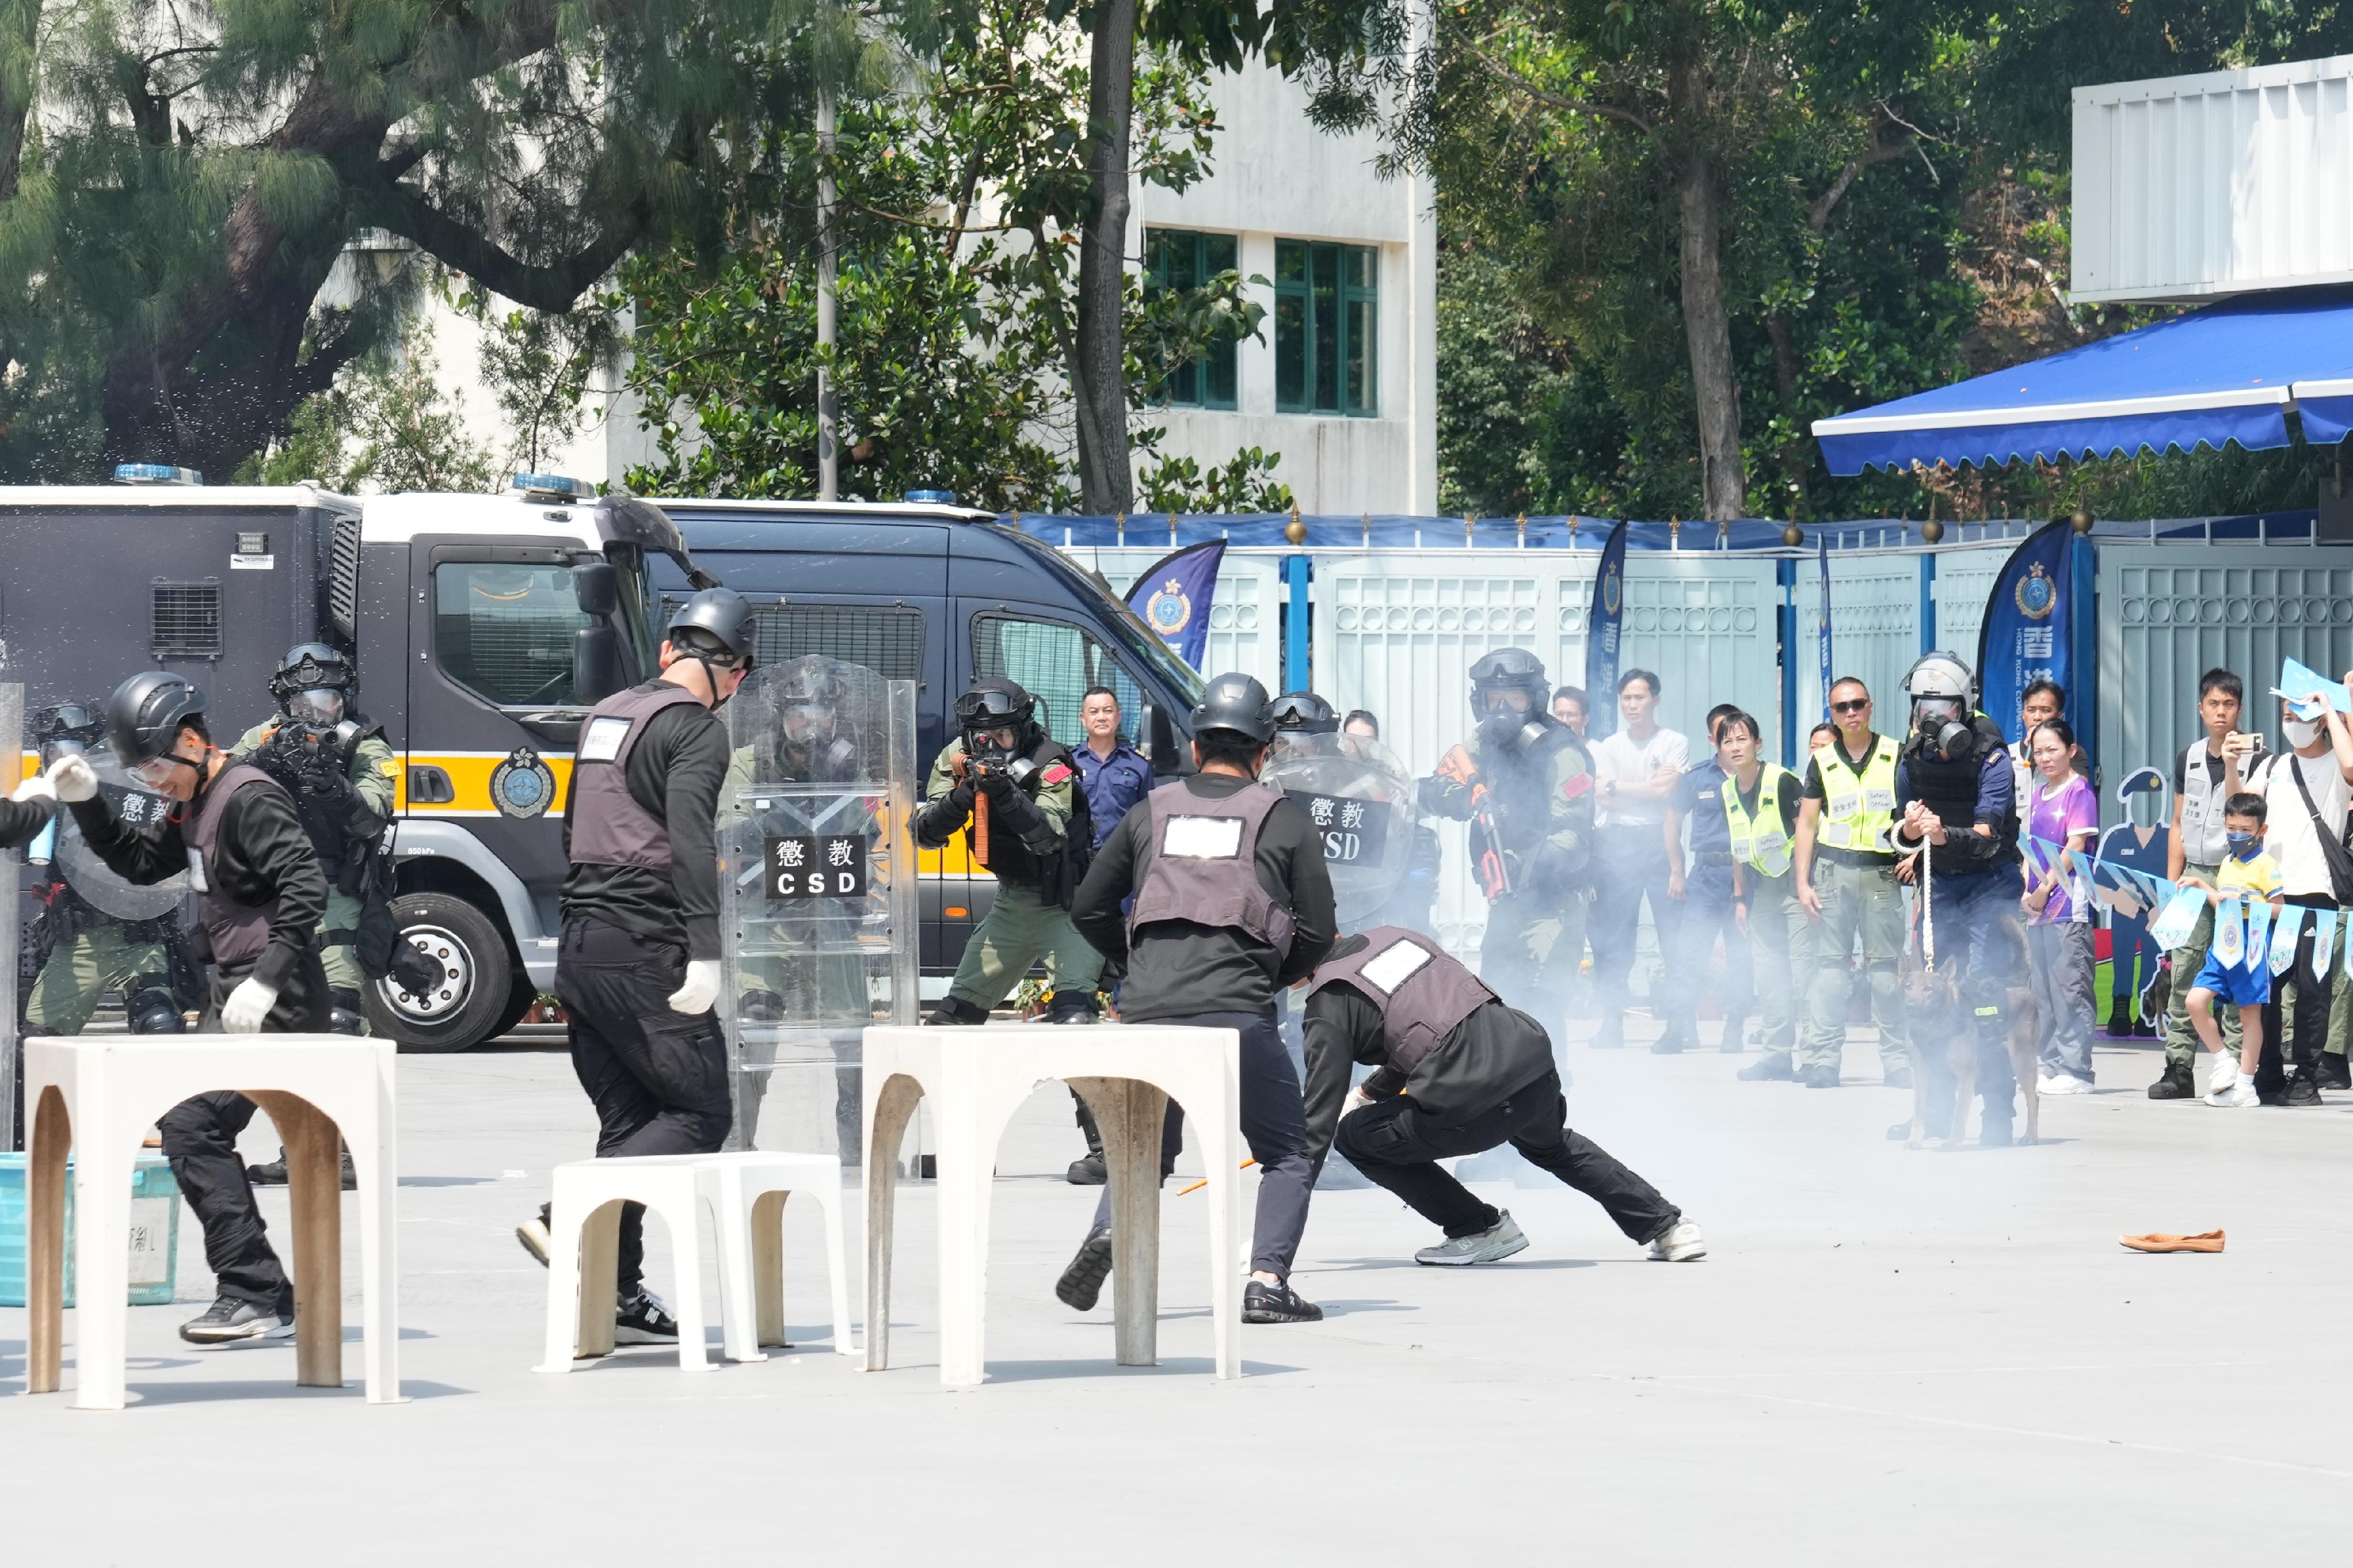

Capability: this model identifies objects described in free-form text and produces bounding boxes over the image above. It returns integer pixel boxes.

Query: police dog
[1899,946,2044,1150]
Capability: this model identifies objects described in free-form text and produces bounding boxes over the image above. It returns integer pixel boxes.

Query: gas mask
[41,735,86,769]
[286,687,346,726]
[1913,698,1972,761]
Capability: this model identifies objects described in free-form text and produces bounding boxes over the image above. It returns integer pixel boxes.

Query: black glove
[388,940,442,996]
[975,766,1018,800]
[916,783,975,849]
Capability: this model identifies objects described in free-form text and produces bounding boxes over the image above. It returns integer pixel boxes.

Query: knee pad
[328,988,368,1036]
[126,982,185,1034]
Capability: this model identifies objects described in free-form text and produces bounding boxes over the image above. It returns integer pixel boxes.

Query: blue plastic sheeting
[1011,511,2318,552]
[1812,284,2353,476]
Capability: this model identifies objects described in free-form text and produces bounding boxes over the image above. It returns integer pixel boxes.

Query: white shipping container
[2073,54,2353,304]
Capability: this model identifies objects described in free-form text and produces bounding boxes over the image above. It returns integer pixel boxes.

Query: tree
[237,321,500,493]
[0,0,876,481]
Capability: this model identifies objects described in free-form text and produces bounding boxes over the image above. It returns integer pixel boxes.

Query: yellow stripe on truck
[395,752,575,816]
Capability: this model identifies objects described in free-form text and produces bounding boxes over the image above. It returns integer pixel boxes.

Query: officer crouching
[1059,673,1336,1324]
[52,672,332,1345]
[917,678,1102,1025]
[1302,927,1704,1265]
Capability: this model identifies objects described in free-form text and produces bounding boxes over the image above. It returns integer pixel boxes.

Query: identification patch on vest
[1358,938,1434,995]
[1039,762,1073,786]
[377,757,400,778]
[1561,774,1592,800]
[578,716,632,763]
[1161,815,1244,859]
[490,748,557,819]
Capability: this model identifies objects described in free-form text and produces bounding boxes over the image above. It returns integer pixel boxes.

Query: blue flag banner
[1584,520,1630,742]
[1977,518,2074,743]
[2314,909,2340,980]
[2245,897,2275,972]
[1817,535,1834,719]
[2273,905,2307,977]
[1126,539,1226,670]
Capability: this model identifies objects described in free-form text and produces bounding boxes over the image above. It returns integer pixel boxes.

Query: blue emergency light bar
[114,463,204,485]
[510,472,592,501]
[904,489,958,505]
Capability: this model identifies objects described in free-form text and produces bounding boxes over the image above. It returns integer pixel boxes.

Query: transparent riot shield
[1,683,21,1151]
[55,752,187,919]
[720,657,918,1162]
[1263,730,1418,930]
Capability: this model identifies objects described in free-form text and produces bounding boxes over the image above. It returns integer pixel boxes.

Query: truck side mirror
[1145,701,1189,776]
[572,625,626,706]
[572,561,619,616]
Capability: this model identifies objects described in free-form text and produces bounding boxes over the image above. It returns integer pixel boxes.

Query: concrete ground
[3,1016,2346,1566]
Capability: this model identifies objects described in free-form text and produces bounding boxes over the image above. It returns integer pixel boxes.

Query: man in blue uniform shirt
[1064,683,1158,1182]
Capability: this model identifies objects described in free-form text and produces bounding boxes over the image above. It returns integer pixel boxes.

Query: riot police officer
[55,671,331,1344]
[1889,652,2031,1145]
[229,645,403,1036]
[1302,927,1703,1265]
[1419,649,1595,1032]
[515,588,755,1347]
[1063,673,1338,1324]
[21,703,192,1038]
[917,678,1101,1025]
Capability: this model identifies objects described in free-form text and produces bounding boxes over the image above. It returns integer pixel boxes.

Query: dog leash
[1912,839,1934,968]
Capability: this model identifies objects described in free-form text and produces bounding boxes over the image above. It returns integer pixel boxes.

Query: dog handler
[515,588,756,1346]
[1301,926,1704,1264]
[1059,673,1337,1324]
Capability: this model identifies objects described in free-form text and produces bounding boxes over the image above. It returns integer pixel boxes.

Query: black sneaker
[245,1148,356,1190]
[180,1293,295,1346]
[615,1289,681,1345]
[1065,1153,1107,1186]
[2283,1077,2325,1107]
[2257,1079,2290,1107]
[1801,1065,1840,1089]
[1056,1227,1114,1312]
[2148,1061,2195,1099]
[1882,1067,1912,1090]
[2318,1055,2352,1091]
[1241,1279,1323,1323]
[1737,1054,1795,1082]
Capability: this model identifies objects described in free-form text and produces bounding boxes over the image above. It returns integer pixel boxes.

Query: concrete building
[384,55,1437,513]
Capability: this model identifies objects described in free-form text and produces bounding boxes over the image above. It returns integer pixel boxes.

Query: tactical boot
[2147,1060,2195,1099]
[1067,1092,1108,1185]
[925,995,988,1026]
[1717,1015,1748,1053]
[2319,1052,2352,1091]
[1056,1227,1114,1312]
[327,987,367,1036]
[1737,1053,1795,1082]
[1591,1013,1626,1050]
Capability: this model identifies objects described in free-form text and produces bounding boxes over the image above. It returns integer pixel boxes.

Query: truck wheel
[366,892,514,1052]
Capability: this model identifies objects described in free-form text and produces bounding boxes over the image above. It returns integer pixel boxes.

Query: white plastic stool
[23,1034,401,1410]
[861,1023,1243,1388]
[535,1151,855,1372]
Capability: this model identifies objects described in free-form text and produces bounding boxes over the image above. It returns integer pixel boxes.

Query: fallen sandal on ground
[2119,1230,2225,1253]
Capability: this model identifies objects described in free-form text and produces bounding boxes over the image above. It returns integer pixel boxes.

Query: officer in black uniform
[54,672,331,1345]
[514,588,754,1347]
[1061,673,1337,1324]
[1302,926,1704,1265]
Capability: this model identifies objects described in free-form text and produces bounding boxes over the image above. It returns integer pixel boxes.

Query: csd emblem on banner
[1601,570,1622,616]
[1145,578,1194,637]
[490,748,557,819]
[2014,562,2058,620]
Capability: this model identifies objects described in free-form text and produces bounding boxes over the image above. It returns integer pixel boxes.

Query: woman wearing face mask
[46,669,332,1346]
[2236,681,2353,1101]
[2020,720,2098,1093]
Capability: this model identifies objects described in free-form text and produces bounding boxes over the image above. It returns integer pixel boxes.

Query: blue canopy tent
[1814,283,2353,475]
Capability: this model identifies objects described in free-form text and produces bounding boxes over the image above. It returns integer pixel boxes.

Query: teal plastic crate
[0,1152,184,1307]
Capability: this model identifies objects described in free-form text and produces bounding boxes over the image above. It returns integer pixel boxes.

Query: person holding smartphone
[2151,670,2249,1099]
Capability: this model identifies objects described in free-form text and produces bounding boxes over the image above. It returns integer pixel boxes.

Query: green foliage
[235,323,499,493]
[1138,445,1293,512]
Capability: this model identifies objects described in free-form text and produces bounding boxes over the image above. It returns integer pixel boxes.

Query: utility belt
[1693,851,1737,868]
[1815,845,1897,870]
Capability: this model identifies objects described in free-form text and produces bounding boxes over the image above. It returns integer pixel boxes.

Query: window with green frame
[1274,240,1377,416]
[1143,228,1240,409]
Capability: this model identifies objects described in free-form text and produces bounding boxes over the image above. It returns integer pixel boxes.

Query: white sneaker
[2207,1076,2258,1108]
[2037,1073,2093,1095]
[2202,1054,2241,1102]
[1647,1220,1707,1262]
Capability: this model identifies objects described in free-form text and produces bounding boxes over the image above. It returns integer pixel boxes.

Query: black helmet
[33,702,105,755]
[954,677,1036,735]
[269,642,358,725]
[1269,691,1339,735]
[1469,648,1549,718]
[778,661,850,748]
[106,670,209,766]
[666,588,758,669]
[1191,672,1276,746]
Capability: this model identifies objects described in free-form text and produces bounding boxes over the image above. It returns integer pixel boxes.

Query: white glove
[9,770,56,805]
[46,753,98,802]
[221,976,281,1033]
[667,958,722,1015]
[1341,1086,1374,1119]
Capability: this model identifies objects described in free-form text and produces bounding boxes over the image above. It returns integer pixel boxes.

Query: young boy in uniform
[2187,793,2284,1109]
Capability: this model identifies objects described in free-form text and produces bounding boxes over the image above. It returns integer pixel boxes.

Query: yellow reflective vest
[1722,766,1797,878]
[1815,735,1899,853]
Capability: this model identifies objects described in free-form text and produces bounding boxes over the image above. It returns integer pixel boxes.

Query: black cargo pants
[1335,1068,1680,1243]
[554,918,732,1294]
[163,948,333,1307]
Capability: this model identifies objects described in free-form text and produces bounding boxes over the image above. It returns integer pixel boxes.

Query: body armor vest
[1126,779,1295,958]
[186,764,289,965]
[570,684,705,869]
[1907,715,2019,876]
[1308,926,1497,1075]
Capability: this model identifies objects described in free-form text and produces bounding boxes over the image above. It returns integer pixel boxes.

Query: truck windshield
[434,562,593,708]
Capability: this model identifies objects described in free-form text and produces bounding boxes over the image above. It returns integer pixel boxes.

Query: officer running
[1419,649,1594,1032]
[1061,673,1337,1324]
[1302,926,1704,1265]
[514,589,755,1347]
[918,678,1101,1025]
[52,672,331,1345]
[1889,652,2031,1145]
[229,645,405,1035]
[1790,676,1910,1089]
[21,703,192,1039]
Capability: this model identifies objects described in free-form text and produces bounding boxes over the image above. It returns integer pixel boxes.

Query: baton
[1177,1158,1257,1196]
